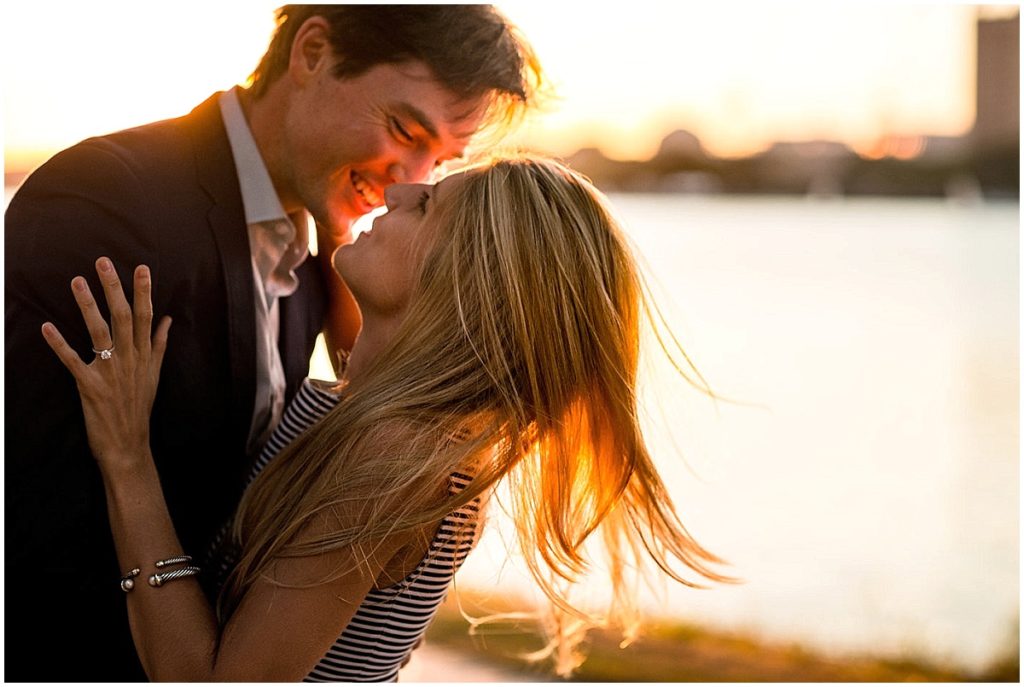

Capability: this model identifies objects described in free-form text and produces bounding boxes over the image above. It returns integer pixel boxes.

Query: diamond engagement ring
[92,346,115,360]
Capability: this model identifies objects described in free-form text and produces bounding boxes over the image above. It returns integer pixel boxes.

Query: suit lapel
[183,93,257,453]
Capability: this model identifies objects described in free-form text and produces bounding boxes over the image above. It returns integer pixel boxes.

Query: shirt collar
[218,87,291,227]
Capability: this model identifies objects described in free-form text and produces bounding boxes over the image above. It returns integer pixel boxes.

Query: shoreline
[421,596,1019,682]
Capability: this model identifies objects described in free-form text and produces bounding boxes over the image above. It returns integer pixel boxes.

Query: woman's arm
[105,459,416,681]
[41,258,421,681]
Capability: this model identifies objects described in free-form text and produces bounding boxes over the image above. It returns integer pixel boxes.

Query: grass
[423,593,1018,682]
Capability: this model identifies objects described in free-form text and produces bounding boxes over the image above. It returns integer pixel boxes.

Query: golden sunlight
[497,2,977,159]
[3,2,983,171]
[3,1,279,171]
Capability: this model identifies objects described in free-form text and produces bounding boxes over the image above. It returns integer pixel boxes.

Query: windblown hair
[248,4,543,134]
[220,156,730,675]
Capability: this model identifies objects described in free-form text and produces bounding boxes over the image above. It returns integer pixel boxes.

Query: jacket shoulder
[12,98,221,204]
[5,94,238,281]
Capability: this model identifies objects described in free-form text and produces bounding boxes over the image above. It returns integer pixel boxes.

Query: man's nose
[387,151,437,185]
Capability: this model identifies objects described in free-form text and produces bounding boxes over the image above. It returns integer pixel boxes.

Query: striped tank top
[206,379,481,682]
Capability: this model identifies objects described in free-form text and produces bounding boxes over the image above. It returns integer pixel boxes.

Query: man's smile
[351,170,383,209]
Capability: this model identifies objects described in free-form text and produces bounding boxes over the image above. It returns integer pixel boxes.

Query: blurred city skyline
[561,11,1018,199]
[501,2,1016,160]
[3,2,1018,176]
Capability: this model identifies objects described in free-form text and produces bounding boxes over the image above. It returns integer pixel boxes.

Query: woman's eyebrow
[432,180,454,206]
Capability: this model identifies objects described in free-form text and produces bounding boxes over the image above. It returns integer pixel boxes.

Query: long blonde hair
[220,156,731,674]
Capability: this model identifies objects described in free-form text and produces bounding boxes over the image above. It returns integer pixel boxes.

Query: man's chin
[317,203,356,236]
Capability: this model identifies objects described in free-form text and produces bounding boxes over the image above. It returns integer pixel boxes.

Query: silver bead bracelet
[148,565,201,588]
[120,554,200,592]
[155,554,193,569]
[120,567,141,592]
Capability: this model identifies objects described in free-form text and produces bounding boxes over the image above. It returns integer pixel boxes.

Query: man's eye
[391,117,414,143]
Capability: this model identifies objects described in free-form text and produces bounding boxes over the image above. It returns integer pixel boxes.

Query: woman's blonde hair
[220,155,730,675]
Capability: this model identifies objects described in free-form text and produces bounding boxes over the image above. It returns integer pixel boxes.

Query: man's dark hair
[249,5,542,131]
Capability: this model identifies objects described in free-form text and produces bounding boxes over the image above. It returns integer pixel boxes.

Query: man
[5,5,540,680]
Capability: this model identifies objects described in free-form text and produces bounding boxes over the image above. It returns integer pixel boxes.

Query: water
[457,194,1019,674]
[6,184,1018,672]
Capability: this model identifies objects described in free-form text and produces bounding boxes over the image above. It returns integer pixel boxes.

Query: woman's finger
[95,257,133,355]
[71,276,114,356]
[40,322,89,379]
[133,265,154,353]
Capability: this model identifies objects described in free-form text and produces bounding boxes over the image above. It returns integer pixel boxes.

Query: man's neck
[235,86,302,215]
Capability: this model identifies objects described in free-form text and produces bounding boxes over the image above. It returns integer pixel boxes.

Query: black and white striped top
[206,379,481,682]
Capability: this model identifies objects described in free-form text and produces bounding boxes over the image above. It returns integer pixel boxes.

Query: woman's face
[333,173,466,318]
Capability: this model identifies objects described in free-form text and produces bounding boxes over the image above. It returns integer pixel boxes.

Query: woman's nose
[382,183,416,210]
[386,151,437,186]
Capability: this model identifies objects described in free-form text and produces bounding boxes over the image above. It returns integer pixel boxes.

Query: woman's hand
[41,257,172,471]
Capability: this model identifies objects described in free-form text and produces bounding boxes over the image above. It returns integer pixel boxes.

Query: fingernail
[98,258,112,272]
[72,277,86,291]
[41,322,54,335]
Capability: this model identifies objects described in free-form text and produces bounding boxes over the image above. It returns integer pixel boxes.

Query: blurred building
[973,14,1020,150]
[969,13,1019,198]
[920,135,969,164]
[750,141,857,196]
[650,130,721,193]
[655,130,708,161]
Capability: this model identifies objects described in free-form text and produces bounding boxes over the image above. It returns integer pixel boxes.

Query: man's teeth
[352,175,381,206]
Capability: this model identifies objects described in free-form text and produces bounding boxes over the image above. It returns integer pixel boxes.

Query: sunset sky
[2,2,1015,171]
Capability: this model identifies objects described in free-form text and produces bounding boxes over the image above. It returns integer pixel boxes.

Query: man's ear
[288,16,332,86]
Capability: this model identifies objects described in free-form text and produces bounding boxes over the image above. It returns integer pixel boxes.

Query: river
[443,193,1019,674]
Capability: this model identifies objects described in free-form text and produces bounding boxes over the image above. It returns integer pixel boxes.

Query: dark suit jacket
[4,93,327,681]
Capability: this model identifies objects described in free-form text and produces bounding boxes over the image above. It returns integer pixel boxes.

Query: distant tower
[655,130,707,161]
[973,13,1019,150]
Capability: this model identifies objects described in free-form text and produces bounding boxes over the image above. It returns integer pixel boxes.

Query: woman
[42,156,729,681]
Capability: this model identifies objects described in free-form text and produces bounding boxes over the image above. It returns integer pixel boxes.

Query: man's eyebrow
[395,103,440,141]
[395,103,477,144]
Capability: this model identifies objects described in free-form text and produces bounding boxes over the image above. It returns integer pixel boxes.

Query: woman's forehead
[433,171,469,205]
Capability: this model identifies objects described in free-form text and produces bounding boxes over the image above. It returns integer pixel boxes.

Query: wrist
[97,446,155,481]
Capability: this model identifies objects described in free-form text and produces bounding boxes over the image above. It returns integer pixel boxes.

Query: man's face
[280,59,485,233]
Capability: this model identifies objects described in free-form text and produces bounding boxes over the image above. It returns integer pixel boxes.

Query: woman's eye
[391,117,414,143]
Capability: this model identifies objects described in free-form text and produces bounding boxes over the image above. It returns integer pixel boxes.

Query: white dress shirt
[219,87,310,455]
